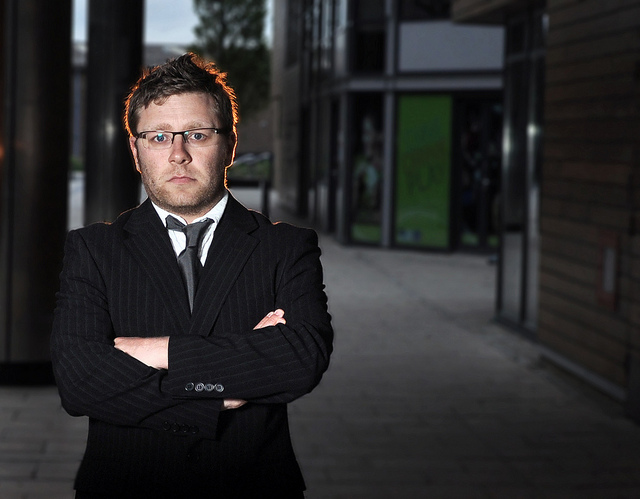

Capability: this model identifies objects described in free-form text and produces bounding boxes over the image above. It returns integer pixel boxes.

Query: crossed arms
[51,222,333,439]
[114,309,287,410]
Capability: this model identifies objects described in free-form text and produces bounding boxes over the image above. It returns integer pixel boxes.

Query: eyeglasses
[135,127,231,150]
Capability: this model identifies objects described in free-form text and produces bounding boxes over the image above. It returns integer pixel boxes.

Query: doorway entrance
[456,98,503,251]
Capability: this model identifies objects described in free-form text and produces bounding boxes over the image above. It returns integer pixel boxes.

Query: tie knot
[166,216,213,248]
[183,219,213,248]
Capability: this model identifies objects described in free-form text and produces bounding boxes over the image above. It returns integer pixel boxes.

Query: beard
[139,164,227,218]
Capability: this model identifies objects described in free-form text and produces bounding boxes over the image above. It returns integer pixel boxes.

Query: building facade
[271,0,505,252]
[455,0,640,415]
[273,0,640,418]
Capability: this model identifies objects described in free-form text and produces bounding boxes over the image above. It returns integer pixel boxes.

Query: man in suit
[51,53,333,498]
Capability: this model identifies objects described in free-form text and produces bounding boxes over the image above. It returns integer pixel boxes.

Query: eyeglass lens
[140,128,221,149]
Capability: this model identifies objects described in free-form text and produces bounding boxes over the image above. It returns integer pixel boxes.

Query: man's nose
[169,135,191,163]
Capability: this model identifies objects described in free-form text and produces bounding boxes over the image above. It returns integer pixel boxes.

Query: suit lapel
[190,195,259,335]
[123,200,192,329]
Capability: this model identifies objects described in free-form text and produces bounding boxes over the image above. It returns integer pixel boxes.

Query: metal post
[0,0,72,382]
[84,0,144,224]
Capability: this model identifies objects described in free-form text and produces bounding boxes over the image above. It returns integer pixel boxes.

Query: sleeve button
[195,383,205,392]
[204,383,214,392]
[185,382,195,391]
[214,384,224,392]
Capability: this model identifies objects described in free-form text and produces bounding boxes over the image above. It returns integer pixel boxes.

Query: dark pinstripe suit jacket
[51,194,333,498]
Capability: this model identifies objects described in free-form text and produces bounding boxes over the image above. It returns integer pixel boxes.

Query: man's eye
[189,131,206,141]
[151,133,167,143]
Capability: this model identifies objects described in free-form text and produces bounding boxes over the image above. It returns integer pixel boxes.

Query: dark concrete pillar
[0,0,72,381]
[84,0,143,224]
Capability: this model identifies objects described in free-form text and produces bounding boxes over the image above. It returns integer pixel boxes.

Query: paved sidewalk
[292,238,640,498]
[2,192,640,498]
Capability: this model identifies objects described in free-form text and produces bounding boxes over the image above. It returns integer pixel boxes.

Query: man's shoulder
[69,204,145,240]
[226,197,315,240]
[247,209,314,235]
[250,214,319,250]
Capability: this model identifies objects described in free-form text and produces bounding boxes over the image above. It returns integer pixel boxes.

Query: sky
[73,0,271,45]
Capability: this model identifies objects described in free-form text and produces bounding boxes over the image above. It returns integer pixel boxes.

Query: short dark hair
[124,52,238,137]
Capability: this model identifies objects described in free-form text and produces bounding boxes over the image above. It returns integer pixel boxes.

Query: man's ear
[225,131,237,167]
[129,136,141,173]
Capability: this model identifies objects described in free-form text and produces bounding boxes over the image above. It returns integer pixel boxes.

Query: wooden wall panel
[538,0,640,389]
[452,0,640,395]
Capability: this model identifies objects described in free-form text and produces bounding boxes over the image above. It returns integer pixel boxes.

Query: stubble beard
[140,167,226,218]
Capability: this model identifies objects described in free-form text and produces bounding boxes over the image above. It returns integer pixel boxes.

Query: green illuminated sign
[395,95,452,248]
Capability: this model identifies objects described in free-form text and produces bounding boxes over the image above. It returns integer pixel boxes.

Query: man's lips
[168,176,195,184]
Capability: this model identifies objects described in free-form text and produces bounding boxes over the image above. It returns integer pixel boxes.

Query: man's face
[129,92,236,223]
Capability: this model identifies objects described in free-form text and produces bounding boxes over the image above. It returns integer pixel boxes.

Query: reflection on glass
[525,185,539,329]
[498,10,545,331]
[350,93,384,243]
[524,54,545,329]
[499,57,527,322]
[458,100,502,249]
[501,232,524,323]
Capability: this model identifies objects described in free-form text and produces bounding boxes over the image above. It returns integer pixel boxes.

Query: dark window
[457,99,503,251]
[353,29,385,72]
[355,0,385,22]
[398,0,450,20]
[350,93,384,244]
[352,0,385,72]
[506,18,526,56]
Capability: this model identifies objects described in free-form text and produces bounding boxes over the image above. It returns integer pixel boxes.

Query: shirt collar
[152,190,229,228]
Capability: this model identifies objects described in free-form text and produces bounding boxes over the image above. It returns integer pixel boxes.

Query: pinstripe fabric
[51,194,333,498]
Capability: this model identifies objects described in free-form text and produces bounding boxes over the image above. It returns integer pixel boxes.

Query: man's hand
[253,308,286,330]
[222,310,286,411]
[114,310,285,409]
[114,336,169,370]
[223,399,247,410]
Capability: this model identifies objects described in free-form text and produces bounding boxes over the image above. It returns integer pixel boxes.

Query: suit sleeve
[166,227,333,403]
[50,229,222,439]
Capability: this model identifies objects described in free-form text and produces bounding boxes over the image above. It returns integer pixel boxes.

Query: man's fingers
[113,336,169,370]
[223,399,247,410]
[253,310,286,330]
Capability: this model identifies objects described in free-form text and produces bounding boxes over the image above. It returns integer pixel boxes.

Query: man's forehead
[137,93,220,128]
[143,92,215,110]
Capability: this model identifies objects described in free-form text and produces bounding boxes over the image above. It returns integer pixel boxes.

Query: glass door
[457,98,503,251]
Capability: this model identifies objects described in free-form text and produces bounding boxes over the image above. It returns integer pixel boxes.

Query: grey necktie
[166,216,213,312]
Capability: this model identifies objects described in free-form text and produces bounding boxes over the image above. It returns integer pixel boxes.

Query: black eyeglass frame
[134,127,232,147]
